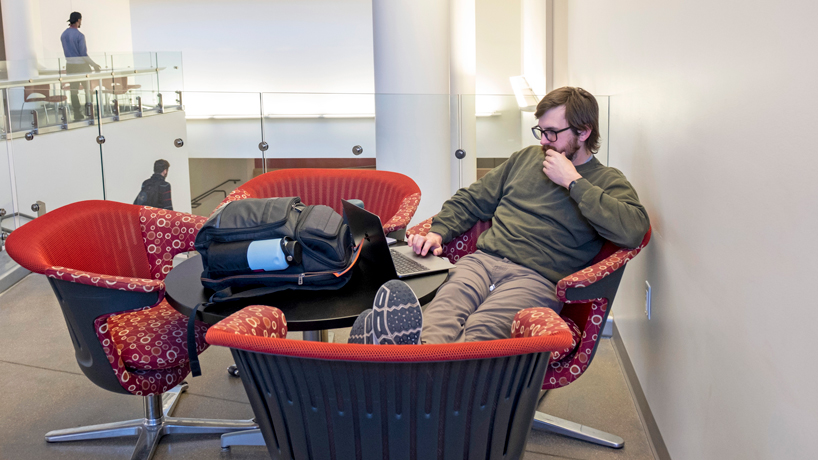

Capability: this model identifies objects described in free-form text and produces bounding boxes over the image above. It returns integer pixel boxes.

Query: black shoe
[348,309,374,344]
[372,280,423,345]
[73,114,86,122]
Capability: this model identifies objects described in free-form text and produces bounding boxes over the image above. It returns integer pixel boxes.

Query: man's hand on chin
[542,148,582,189]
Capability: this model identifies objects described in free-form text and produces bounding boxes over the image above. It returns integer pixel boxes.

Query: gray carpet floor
[0,273,656,460]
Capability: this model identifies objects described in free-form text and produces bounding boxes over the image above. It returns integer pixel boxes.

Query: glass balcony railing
[0,53,183,138]
[0,72,611,243]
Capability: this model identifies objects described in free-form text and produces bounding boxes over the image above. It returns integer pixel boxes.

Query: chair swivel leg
[532,410,625,448]
[161,382,186,417]
[46,384,258,460]
[44,418,145,442]
[221,429,264,448]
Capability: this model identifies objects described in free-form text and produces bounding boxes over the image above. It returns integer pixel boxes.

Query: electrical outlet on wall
[645,281,652,319]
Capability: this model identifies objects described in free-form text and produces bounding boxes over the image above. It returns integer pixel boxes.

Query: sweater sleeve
[428,152,516,243]
[569,174,650,248]
[78,34,88,57]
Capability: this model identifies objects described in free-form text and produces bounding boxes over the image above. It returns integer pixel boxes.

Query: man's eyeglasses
[531,126,572,142]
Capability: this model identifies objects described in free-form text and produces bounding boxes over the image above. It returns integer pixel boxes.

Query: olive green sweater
[429,146,650,283]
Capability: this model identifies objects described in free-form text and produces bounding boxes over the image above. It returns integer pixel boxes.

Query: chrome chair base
[45,383,258,460]
[532,410,625,448]
[221,428,265,448]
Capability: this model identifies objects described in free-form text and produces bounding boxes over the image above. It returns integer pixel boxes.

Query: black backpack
[194,196,357,296]
[188,196,358,376]
[133,179,160,207]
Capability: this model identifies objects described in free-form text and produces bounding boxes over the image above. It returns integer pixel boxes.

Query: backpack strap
[187,301,211,377]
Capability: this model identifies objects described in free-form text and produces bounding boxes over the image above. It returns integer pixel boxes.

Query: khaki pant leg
[419,252,496,344]
[462,255,562,342]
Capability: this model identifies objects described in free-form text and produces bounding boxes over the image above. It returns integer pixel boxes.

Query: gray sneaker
[348,309,374,344]
[371,279,423,345]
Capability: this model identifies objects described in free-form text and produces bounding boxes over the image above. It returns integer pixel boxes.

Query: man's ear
[577,125,592,142]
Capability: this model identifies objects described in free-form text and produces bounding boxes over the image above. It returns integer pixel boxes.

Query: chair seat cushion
[208,305,288,338]
[511,307,581,363]
[108,300,209,370]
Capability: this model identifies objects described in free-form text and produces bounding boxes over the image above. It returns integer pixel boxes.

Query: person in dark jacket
[135,159,173,210]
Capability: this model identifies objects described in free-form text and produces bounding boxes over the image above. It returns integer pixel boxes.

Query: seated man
[349,87,649,345]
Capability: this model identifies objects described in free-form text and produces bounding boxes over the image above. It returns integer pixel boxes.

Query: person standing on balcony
[60,12,101,122]
[134,160,173,210]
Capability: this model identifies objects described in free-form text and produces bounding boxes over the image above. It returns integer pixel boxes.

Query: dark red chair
[4,200,257,460]
[408,218,651,448]
[206,304,574,460]
[218,168,421,237]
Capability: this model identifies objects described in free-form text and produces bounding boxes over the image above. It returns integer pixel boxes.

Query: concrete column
[1,0,42,80]
[1,0,44,124]
[373,0,451,224]
[522,0,548,98]
[519,0,549,148]
[449,0,476,193]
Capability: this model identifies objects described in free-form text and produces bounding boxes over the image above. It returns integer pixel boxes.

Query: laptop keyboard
[391,249,430,275]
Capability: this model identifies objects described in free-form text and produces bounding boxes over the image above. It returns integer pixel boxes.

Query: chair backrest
[24,84,51,100]
[208,323,573,460]
[6,200,153,279]
[220,168,421,229]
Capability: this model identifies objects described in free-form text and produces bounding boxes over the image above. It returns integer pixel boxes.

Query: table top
[165,253,448,331]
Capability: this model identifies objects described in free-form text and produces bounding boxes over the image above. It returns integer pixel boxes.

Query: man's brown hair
[154,159,170,174]
[534,87,600,153]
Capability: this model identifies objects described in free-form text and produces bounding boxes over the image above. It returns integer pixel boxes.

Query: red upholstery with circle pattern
[208,305,288,339]
[94,303,195,395]
[107,300,210,370]
[5,200,211,396]
[407,216,492,264]
[207,306,572,363]
[407,217,651,390]
[512,308,582,362]
[140,207,205,280]
[216,168,421,234]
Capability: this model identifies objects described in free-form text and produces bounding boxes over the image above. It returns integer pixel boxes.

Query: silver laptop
[342,200,455,279]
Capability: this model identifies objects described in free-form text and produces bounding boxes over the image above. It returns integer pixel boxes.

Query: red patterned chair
[206,304,573,460]
[217,168,421,237]
[408,217,651,448]
[4,200,257,460]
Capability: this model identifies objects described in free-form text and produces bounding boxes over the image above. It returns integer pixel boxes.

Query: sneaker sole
[372,279,422,345]
[348,309,373,344]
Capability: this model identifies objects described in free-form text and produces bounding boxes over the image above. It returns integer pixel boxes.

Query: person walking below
[134,159,173,210]
[60,12,101,121]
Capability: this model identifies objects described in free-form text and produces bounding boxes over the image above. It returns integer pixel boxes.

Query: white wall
[559,1,818,459]
[101,111,192,213]
[39,0,134,60]
[5,112,191,217]
[185,118,376,159]
[129,0,373,93]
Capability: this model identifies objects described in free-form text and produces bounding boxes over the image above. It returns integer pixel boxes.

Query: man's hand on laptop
[407,232,443,257]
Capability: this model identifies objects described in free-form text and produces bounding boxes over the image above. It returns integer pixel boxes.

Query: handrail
[0,211,37,234]
[0,67,166,89]
[190,179,240,208]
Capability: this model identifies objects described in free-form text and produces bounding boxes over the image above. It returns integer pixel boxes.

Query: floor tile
[0,274,80,374]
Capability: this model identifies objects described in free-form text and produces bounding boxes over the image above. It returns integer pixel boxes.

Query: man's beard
[541,136,581,161]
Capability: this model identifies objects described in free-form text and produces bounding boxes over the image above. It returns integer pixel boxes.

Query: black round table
[165,253,448,332]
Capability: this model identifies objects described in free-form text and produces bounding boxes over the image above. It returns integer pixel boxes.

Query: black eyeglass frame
[531,125,574,142]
